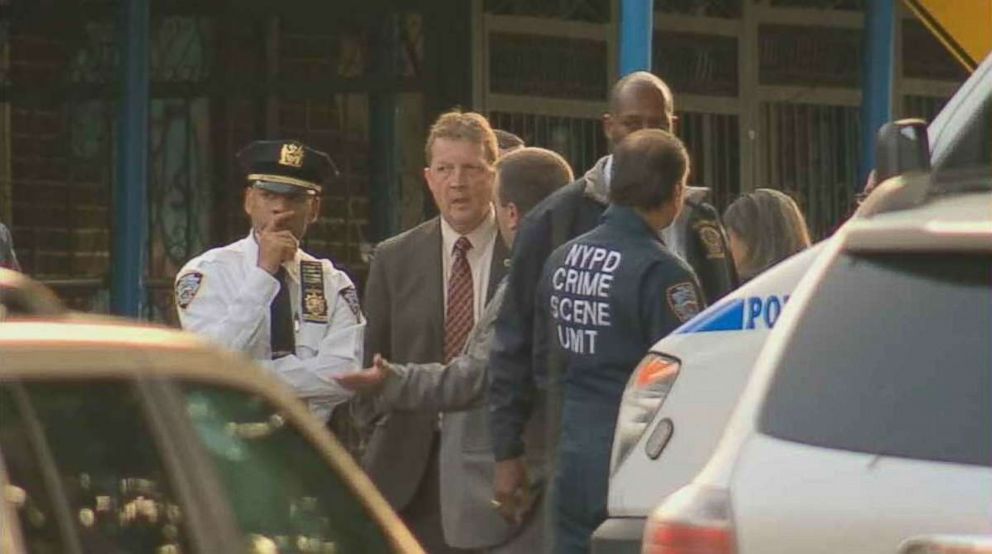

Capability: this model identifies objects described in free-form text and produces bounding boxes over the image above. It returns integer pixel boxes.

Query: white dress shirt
[440,207,498,321]
[603,154,613,188]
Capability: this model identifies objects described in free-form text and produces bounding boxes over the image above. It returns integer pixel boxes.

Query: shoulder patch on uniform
[175,272,204,309]
[667,282,700,323]
[339,286,363,323]
[694,221,726,259]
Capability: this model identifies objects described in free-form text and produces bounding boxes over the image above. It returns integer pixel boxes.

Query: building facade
[0,0,967,323]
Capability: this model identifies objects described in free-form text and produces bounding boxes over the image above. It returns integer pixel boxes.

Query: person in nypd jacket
[535,130,704,552]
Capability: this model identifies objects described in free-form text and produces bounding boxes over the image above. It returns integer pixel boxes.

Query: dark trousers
[553,398,615,554]
[400,432,478,554]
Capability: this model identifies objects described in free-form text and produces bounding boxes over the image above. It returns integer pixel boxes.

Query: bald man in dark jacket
[489,74,735,514]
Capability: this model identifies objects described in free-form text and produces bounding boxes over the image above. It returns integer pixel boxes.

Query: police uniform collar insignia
[667,282,700,323]
[176,271,204,309]
[279,143,305,168]
[299,260,328,323]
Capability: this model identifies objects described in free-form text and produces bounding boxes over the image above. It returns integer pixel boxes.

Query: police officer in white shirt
[175,139,364,421]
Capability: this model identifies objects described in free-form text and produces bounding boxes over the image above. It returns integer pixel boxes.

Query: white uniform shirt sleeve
[176,257,279,352]
[260,262,365,420]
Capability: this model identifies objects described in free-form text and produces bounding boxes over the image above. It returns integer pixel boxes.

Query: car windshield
[181,383,395,553]
[0,380,191,554]
[758,251,992,467]
[932,81,991,176]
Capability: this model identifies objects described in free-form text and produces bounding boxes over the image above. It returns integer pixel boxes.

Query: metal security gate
[652,0,962,236]
[758,102,860,237]
[679,111,741,210]
[3,0,446,324]
[474,0,616,184]
[488,112,609,177]
[474,0,966,238]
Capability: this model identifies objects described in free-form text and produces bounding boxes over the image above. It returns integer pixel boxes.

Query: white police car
[642,177,991,554]
[591,240,820,553]
[596,49,992,554]
[640,53,991,554]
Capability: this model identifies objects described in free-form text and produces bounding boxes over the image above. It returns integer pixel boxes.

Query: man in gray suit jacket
[360,111,509,552]
[340,147,573,552]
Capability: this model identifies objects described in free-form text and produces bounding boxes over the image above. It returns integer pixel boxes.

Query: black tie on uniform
[271,266,296,359]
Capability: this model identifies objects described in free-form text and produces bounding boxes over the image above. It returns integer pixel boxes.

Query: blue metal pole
[112,0,149,317]
[619,0,654,76]
[859,0,894,189]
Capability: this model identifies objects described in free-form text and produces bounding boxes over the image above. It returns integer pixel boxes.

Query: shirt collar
[440,205,497,255]
[602,204,663,243]
[603,155,613,189]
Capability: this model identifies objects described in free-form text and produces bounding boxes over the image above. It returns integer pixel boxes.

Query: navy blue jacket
[537,205,702,407]
[488,179,602,460]
[488,153,731,460]
[489,189,706,459]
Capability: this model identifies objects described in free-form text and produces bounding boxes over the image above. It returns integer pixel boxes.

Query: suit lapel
[422,218,445,359]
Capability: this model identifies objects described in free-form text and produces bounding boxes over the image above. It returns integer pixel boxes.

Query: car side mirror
[874,119,931,183]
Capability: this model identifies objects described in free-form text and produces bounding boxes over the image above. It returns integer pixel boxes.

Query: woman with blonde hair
[722,188,811,282]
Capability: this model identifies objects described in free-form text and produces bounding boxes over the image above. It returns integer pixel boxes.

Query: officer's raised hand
[257,210,298,274]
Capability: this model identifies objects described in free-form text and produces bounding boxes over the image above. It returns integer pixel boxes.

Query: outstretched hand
[335,353,390,392]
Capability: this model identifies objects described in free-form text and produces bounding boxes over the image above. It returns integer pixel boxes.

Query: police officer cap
[237,139,337,196]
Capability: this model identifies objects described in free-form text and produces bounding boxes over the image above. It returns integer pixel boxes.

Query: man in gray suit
[360,110,509,552]
[340,147,573,552]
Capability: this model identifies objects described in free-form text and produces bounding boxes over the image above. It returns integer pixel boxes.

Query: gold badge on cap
[279,143,305,168]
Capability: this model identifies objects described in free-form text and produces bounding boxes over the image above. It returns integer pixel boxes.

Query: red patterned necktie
[444,236,474,363]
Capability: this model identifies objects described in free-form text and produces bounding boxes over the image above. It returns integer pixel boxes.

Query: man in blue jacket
[511,129,704,552]
[488,72,730,530]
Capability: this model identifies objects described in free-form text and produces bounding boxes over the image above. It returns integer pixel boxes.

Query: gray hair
[723,188,811,280]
